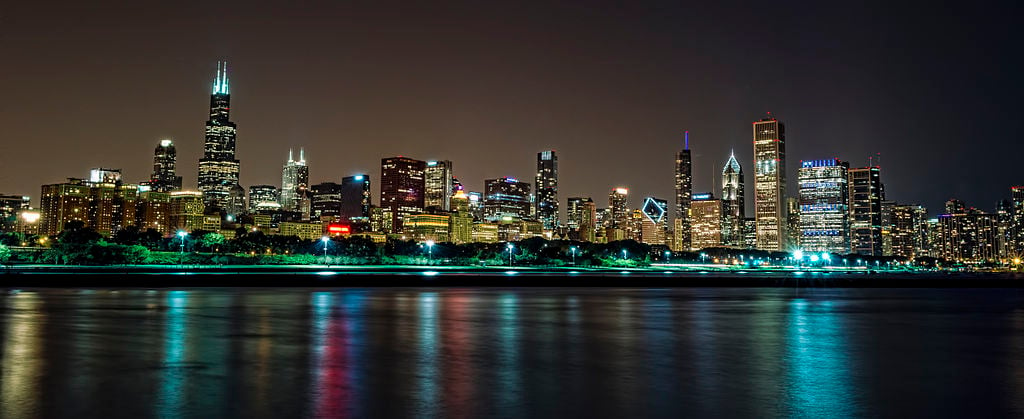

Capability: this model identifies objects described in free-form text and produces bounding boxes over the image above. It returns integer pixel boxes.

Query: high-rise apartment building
[148,140,182,192]
[848,166,883,256]
[0,195,31,232]
[753,116,786,251]
[1011,186,1024,255]
[380,157,426,232]
[535,151,559,230]
[674,132,693,250]
[341,175,372,221]
[797,159,849,254]
[280,148,309,212]
[890,204,928,259]
[169,191,205,233]
[424,160,453,211]
[721,151,744,246]
[484,177,531,221]
[940,209,1000,263]
[197,61,241,208]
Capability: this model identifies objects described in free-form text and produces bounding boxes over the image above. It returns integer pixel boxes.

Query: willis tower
[198,61,241,208]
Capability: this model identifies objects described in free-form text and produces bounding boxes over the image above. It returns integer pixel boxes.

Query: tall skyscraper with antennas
[674,132,693,250]
[198,61,241,208]
[281,148,309,212]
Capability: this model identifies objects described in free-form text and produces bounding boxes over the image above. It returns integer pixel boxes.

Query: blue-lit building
[341,174,371,221]
[484,177,531,221]
[797,159,850,254]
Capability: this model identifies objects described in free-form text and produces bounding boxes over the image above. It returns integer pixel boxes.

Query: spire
[299,147,305,163]
[288,148,293,162]
[212,61,230,95]
[684,131,689,150]
[723,150,742,174]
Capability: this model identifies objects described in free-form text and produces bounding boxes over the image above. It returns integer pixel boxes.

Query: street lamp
[177,231,187,254]
[321,236,330,265]
[664,250,671,262]
[425,240,435,264]
[507,243,515,267]
[700,252,708,264]
[570,246,578,265]
[622,249,628,261]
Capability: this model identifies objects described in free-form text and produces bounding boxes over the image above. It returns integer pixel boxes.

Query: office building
[0,195,31,232]
[890,204,928,259]
[721,151,744,246]
[674,132,692,250]
[797,159,849,254]
[169,191,205,233]
[340,175,372,221]
[424,160,454,211]
[640,197,668,246]
[484,177,531,221]
[310,182,342,220]
[690,193,722,250]
[608,188,629,230]
[753,116,786,251]
[147,139,182,192]
[198,61,241,208]
[249,185,280,213]
[380,157,426,232]
[535,150,559,229]
[280,148,309,212]
[848,166,883,256]
[1012,186,1024,254]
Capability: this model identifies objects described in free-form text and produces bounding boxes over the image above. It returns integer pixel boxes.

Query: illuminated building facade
[640,197,668,245]
[690,193,722,250]
[198,61,241,208]
[1012,186,1024,254]
[721,152,744,246]
[381,157,426,232]
[535,150,558,229]
[753,116,786,251]
[310,182,342,220]
[148,140,182,192]
[137,191,170,235]
[608,188,629,230]
[424,160,453,211]
[169,191,205,233]
[890,203,928,259]
[40,180,91,236]
[248,185,280,213]
[567,197,597,242]
[341,175,372,221]
[848,166,883,256]
[484,177,531,221]
[0,195,31,232]
[674,132,692,250]
[797,159,849,254]
[405,213,451,242]
[280,148,309,212]
[940,210,999,263]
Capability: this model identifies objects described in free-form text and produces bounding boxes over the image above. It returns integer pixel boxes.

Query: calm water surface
[1,287,1023,418]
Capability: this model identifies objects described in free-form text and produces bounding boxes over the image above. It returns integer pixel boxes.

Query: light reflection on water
[0,288,1022,418]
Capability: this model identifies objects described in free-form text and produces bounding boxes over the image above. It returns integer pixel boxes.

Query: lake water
[1,287,1022,418]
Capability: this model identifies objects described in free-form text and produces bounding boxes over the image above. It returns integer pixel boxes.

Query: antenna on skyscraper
[300,147,305,163]
[288,148,293,162]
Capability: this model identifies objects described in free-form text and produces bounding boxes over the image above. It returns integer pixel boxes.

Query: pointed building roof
[723,150,742,174]
[213,61,230,95]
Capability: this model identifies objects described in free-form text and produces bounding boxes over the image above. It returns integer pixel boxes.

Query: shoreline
[2,265,1022,288]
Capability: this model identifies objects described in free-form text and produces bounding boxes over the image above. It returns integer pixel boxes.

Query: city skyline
[2,2,1021,217]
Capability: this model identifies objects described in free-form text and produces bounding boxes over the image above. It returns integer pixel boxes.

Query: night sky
[2,1,1021,217]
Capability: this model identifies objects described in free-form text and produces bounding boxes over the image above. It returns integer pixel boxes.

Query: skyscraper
[753,116,786,251]
[721,151,744,247]
[848,166,883,256]
[310,182,342,220]
[280,148,309,212]
[674,132,693,250]
[340,175,372,221]
[690,193,723,250]
[381,157,426,232]
[424,160,453,211]
[567,197,596,242]
[1011,186,1024,255]
[197,61,240,208]
[640,197,668,245]
[248,185,280,213]
[148,140,182,192]
[891,203,928,259]
[484,177,531,221]
[535,150,559,229]
[608,188,630,230]
[797,159,849,254]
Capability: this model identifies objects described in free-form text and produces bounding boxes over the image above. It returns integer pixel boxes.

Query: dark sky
[2,1,1021,218]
